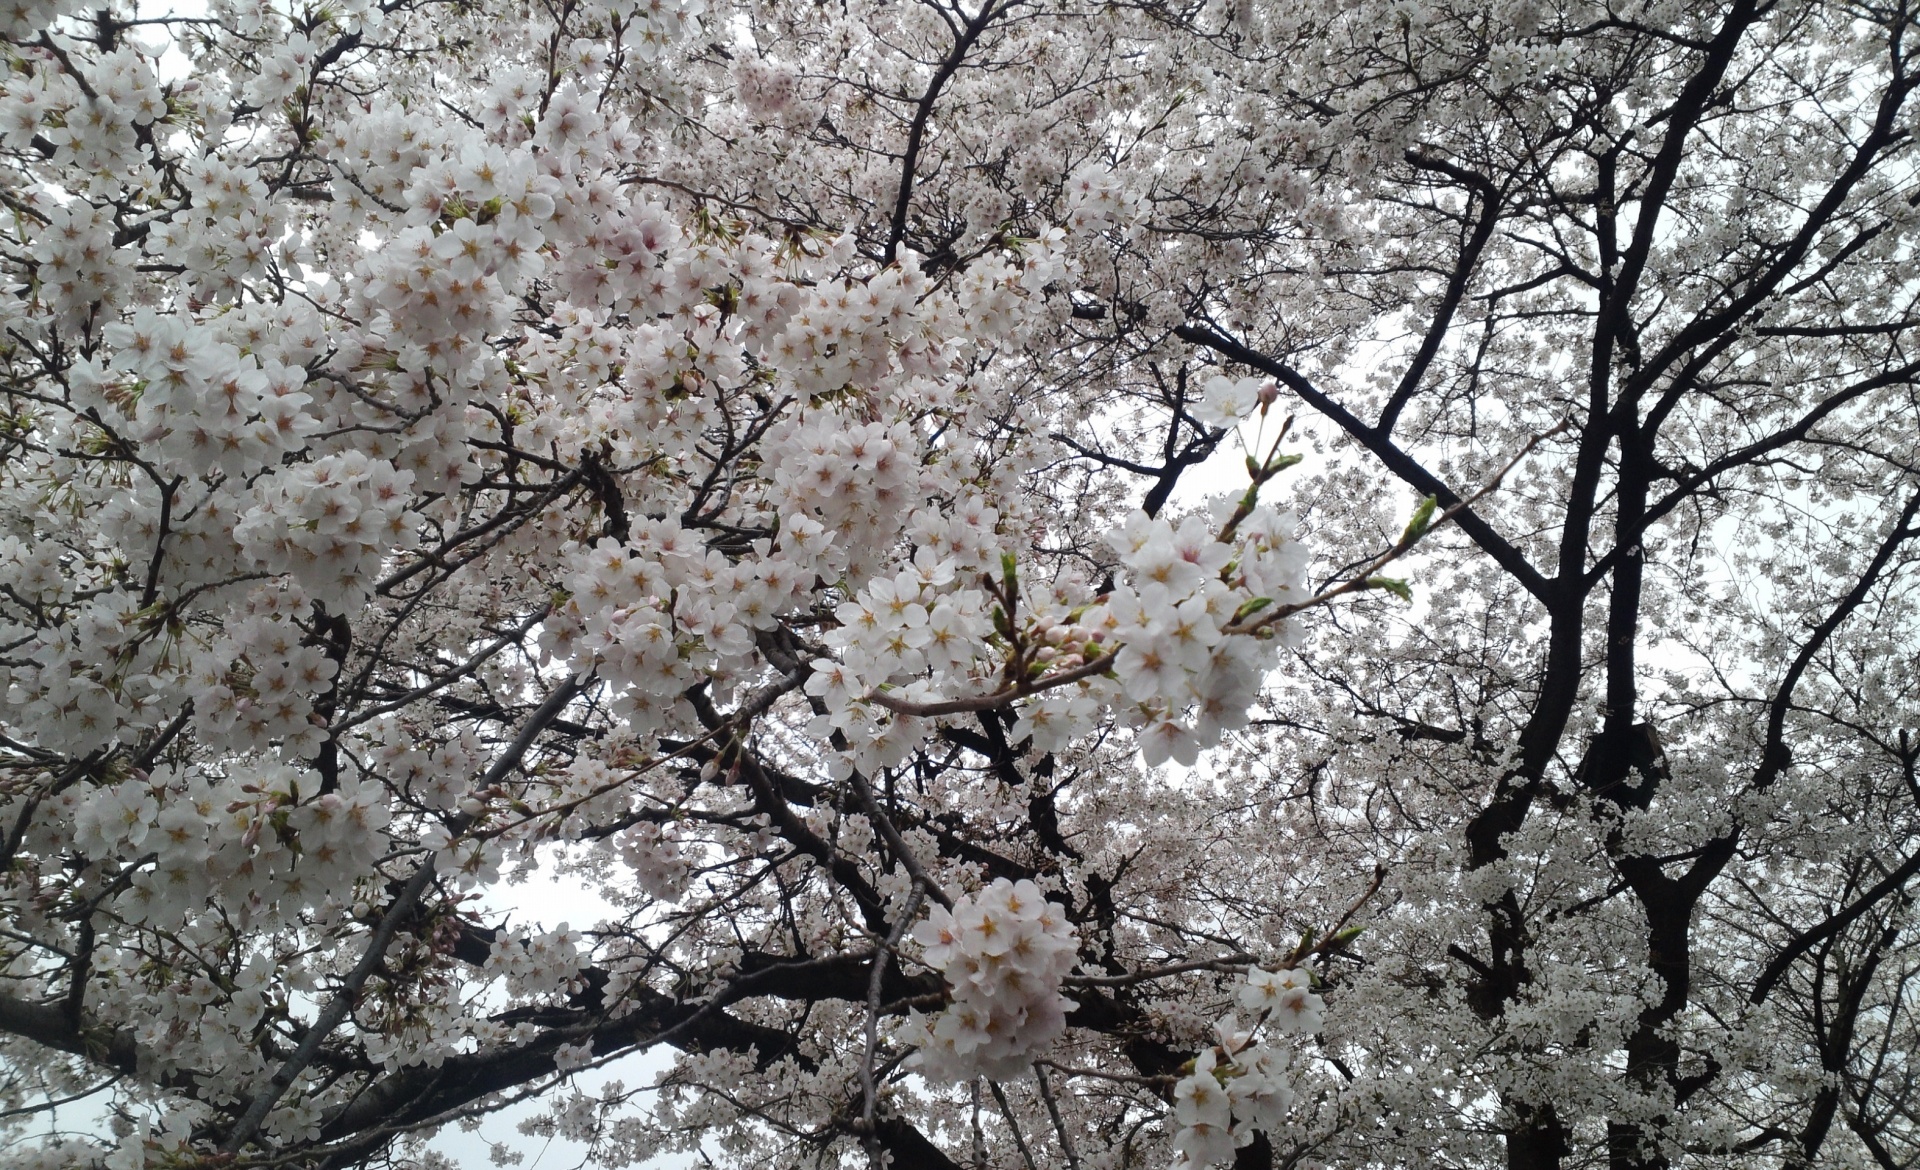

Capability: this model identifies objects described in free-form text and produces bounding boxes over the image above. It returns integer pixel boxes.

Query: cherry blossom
[2,3,1918,1170]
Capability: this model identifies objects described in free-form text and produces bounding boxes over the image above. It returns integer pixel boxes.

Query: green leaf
[1366,576,1413,602]
[1401,495,1438,543]
[1234,596,1274,621]
[1263,452,1304,475]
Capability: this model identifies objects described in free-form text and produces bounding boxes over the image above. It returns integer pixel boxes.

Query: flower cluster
[1064,165,1129,236]
[68,764,393,934]
[483,926,587,999]
[1170,967,1324,1168]
[767,415,922,577]
[905,878,1079,1081]
[814,566,988,699]
[91,313,322,480]
[557,524,784,736]
[1091,488,1309,766]
[734,56,800,120]
[235,452,420,610]
[28,202,128,325]
[1239,965,1325,1034]
[192,594,339,758]
[809,476,1310,774]
[615,820,692,902]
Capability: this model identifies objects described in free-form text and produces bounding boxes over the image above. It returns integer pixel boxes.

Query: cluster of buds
[1027,619,1100,672]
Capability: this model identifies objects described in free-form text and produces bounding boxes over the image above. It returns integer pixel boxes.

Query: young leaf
[1401,495,1438,543]
[1366,576,1414,602]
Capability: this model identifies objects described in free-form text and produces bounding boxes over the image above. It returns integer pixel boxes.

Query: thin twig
[860,879,925,1167]
[861,422,1567,719]
[1033,1059,1177,1089]
[219,846,438,1152]
[1227,421,1570,636]
[847,768,953,908]
[988,1079,1039,1170]
[1062,955,1255,988]
[1033,1062,1083,1170]
[0,1075,118,1121]
[863,649,1118,718]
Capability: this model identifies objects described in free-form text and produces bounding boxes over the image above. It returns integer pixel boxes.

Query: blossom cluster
[68,763,392,934]
[1093,491,1308,767]
[194,601,339,758]
[234,452,421,610]
[557,525,794,736]
[484,926,587,999]
[905,879,1079,1081]
[1170,967,1324,1168]
[809,472,1310,775]
[615,820,693,902]
[92,313,323,480]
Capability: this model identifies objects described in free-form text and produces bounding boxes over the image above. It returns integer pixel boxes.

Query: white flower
[1174,1050,1231,1129]
[1172,1052,1238,1167]
[1139,717,1202,768]
[1239,965,1312,1013]
[1192,374,1262,428]
[1269,983,1326,1034]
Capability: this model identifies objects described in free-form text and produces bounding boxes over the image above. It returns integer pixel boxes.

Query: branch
[1752,486,1920,794]
[865,425,1560,720]
[1749,848,1920,1005]
[1032,1062,1083,1170]
[1229,422,1566,636]
[883,0,1019,263]
[863,650,1119,719]
[1175,322,1555,602]
[862,880,925,1167]
[988,1079,1039,1170]
[221,676,585,1153]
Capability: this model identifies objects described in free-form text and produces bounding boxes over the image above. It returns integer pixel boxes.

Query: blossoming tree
[2,0,1918,1168]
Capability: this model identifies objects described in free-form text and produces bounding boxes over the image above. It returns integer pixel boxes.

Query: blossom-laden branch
[862,419,1567,732]
[219,676,585,1154]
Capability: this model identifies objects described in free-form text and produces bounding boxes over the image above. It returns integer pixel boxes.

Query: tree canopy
[2,1,1918,1168]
